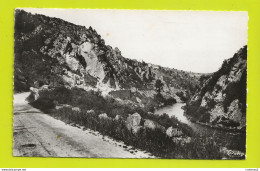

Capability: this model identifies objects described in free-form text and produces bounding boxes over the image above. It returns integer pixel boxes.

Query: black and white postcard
[13,9,248,159]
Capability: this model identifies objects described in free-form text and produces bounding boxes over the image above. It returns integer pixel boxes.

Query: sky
[21,8,248,73]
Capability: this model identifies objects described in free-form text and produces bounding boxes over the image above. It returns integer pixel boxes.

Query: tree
[155,79,164,94]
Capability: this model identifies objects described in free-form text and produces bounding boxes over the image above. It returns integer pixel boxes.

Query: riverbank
[154,102,246,157]
[27,86,233,159]
[189,118,246,133]
[156,102,245,134]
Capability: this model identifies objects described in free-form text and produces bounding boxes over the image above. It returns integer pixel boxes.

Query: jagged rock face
[14,10,200,101]
[185,46,247,129]
[79,42,106,84]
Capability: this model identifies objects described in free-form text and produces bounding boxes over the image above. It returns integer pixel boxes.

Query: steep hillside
[184,46,247,129]
[14,9,200,103]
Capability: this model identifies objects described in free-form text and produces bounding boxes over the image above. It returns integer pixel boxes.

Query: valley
[13,9,247,159]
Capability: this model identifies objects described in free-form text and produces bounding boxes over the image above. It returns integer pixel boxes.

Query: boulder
[227,99,243,123]
[79,42,94,54]
[114,115,121,120]
[86,109,95,115]
[29,87,40,101]
[126,113,142,134]
[29,85,48,101]
[99,113,108,119]
[72,107,81,112]
[166,127,183,137]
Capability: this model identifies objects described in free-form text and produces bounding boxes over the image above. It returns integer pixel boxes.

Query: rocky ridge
[184,46,247,129]
[14,9,201,104]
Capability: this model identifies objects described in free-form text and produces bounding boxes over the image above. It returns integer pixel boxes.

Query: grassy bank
[30,87,231,159]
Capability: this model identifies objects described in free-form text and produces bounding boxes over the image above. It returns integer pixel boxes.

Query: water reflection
[154,103,243,135]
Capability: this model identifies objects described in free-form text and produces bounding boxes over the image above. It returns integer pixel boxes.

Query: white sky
[21,8,248,73]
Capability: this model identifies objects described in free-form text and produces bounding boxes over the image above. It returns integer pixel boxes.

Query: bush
[199,112,210,123]
[32,86,227,159]
[207,99,217,110]
[30,97,55,113]
[49,106,222,158]
[176,91,188,102]
[154,93,177,106]
[143,99,157,112]
[218,117,240,128]
[186,135,222,159]
[38,87,73,104]
[164,97,177,105]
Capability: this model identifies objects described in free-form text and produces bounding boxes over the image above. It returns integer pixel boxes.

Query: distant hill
[14,9,201,102]
[184,46,247,129]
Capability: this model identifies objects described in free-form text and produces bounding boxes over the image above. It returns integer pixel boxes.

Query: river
[154,103,246,152]
[154,103,216,134]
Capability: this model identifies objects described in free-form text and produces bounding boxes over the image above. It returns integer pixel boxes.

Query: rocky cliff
[184,46,247,129]
[14,9,200,103]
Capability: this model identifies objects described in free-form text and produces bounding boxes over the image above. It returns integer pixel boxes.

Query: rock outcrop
[99,113,109,119]
[14,9,201,104]
[125,113,142,134]
[72,107,81,112]
[184,46,247,129]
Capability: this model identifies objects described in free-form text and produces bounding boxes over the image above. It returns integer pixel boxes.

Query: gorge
[13,9,247,159]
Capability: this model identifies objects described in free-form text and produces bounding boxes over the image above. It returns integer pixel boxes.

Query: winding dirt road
[13,92,153,158]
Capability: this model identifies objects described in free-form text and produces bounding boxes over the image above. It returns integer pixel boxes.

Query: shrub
[38,87,73,104]
[207,99,217,110]
[223,70,246,113]
[199,112,210,123]
[49,106,223,158]
[218,117,240,128]
[186,135,222,159]
[32,86,228,159]
[164,97,177,105]
[176,91,188,102]
[154,93,177,106]
[30,97,55,113]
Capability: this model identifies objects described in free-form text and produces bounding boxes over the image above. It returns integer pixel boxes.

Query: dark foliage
[30,97,55,113]
[223,70,247,113]
[176,91,188,102]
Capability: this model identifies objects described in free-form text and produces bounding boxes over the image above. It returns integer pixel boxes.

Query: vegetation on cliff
[185,46,247,129]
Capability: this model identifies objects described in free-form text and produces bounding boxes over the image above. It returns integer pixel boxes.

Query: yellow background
[0,0,259,168]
